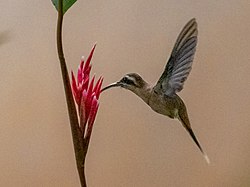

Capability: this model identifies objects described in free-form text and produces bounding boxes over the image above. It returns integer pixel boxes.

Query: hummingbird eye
[122,76,136,86]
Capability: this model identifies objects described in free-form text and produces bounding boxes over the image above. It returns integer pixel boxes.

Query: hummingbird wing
[154,18,198,97]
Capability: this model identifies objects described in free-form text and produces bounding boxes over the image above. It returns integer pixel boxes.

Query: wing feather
[154,18,198,97]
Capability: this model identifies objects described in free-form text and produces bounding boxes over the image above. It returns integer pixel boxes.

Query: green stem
[56,0,86,186]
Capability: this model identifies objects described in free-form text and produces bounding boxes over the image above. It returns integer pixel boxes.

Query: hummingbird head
[101,73,148,93]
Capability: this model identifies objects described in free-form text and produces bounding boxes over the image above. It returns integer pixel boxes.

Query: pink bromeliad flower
[71,44,103,138]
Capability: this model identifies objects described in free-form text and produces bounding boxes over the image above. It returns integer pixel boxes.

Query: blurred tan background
[1,0,250,186]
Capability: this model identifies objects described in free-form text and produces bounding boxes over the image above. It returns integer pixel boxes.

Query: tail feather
[178,105,210,164]
[185,126,210,164]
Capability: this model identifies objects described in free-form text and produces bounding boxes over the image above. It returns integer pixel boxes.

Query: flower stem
[56,0,86,186]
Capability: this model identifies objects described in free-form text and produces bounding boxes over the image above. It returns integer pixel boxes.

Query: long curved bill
[101,82,121,92]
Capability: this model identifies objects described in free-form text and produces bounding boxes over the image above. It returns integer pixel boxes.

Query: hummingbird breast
[148,91,179,119]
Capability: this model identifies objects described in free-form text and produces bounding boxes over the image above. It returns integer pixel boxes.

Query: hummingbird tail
[178,109,210,164]
[185,126,210,164]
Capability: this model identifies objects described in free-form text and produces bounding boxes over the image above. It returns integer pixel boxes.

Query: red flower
[71,44,103,137]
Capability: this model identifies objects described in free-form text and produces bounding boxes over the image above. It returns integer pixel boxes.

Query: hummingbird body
[119,73,188,124]
[102,18,210,163]
[149,89,181,119]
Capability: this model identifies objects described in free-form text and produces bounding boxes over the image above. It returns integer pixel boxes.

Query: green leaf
[52,0,77,14]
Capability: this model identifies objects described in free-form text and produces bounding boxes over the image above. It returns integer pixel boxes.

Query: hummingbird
[102,18,210,163]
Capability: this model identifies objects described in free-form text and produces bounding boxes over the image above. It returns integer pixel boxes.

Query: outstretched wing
[154,18,198,97]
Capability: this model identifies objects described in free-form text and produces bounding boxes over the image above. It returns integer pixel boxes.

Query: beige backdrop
[1,0,250,186]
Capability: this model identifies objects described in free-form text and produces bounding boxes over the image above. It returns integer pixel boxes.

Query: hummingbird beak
[101,81,122,92]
